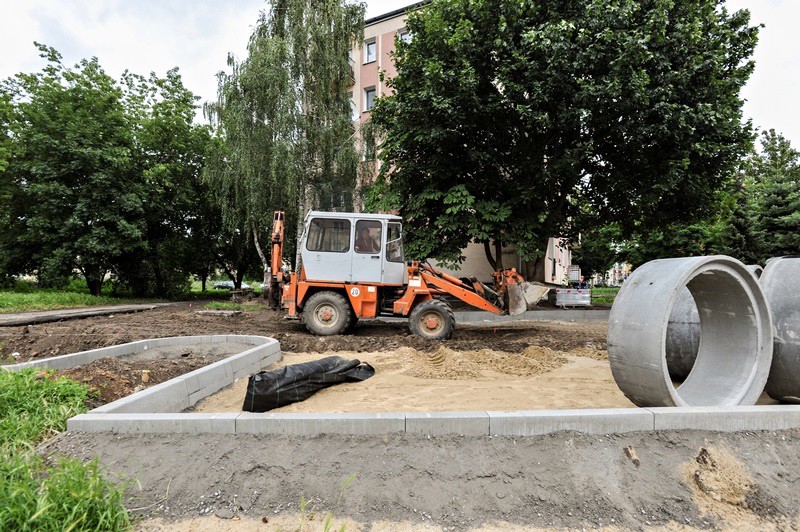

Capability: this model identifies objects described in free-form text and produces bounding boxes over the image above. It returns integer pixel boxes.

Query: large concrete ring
[665,264,764,380]
[761,257,800,402]
[608,256,772,407]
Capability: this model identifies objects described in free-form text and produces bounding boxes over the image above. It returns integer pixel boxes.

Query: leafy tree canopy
[0,45,219,296]
[368,0,759,269]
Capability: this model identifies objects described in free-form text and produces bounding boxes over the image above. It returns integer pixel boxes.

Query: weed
[295,473,356,532]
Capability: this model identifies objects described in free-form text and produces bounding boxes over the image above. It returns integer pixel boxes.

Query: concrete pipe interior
[673,265,761,406]
[665,263,765,384]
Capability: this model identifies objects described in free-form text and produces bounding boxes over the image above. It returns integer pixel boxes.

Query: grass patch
[0,280,150,314]
[0,369,92,449]
[0,369,131,531]
[0,453,131,531]
[591,286,620,305]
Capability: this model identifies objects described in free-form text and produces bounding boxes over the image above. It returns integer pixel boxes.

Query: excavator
[267,210,547,340]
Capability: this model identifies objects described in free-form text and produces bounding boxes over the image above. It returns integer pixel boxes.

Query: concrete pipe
[665,264,764,380]
[608,256,772,407]
[761,257,800,403]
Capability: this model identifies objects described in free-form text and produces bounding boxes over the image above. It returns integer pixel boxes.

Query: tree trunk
[201,273,207,292]
[252,222,269,297]
[294,182,308,272]
[86,273,103,297]
[483,240,497,270]
[494,238,504,270]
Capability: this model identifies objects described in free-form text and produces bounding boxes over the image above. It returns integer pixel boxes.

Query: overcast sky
[0,1,797,147]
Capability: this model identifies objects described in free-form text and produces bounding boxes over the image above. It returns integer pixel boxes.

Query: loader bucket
[507,281,550,316]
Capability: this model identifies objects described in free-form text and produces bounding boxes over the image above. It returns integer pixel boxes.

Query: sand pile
[402,347,482,379]
[569,346,609,360]
[402,345,568,379]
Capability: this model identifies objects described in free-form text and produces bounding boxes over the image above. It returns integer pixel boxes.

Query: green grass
[0,280,149,314]
[0,368,92,449]
[0,369,131,531]
[591,286,620,305]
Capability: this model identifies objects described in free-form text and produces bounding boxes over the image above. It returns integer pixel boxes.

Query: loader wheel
[409,299,455,340]
[345,316,359,333]
[304,291,353,336]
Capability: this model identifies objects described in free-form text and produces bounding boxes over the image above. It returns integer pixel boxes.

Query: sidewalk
[0,303,172,327]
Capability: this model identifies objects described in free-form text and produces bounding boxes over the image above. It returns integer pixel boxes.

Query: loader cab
[301,211,405,285]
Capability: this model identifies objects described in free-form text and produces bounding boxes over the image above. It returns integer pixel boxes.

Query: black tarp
[242,356,375,412]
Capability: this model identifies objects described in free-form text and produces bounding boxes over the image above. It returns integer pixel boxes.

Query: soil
[42,429,800,530]
[0,302,608,363]
[55,343,251,408]
[11,303,800,528]
[191,348,627,413]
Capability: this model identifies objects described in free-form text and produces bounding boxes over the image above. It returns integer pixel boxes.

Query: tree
[368,0,759,274]
[0,93,10,174]
[114,69,216,297]
[751,130,800,259]
[204,0,364,286]
[707,176,765,264]
[1,45,144,295]
[571,224,620,278]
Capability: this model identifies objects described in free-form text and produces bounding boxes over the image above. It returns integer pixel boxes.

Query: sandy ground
[43,429,800,530]
[191,348,632,413]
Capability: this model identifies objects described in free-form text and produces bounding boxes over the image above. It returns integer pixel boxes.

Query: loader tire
[304,291,353,336]
[409,299,455,340]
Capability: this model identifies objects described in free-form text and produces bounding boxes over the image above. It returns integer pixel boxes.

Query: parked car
[213,281,251,290]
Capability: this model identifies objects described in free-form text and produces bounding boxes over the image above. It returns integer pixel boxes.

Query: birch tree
[205,0,364,286]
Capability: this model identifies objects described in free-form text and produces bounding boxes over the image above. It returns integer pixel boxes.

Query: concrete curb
[66,406,800,435]
[0,303,171,327]
[87,336,281,414]
[1,334,276,373]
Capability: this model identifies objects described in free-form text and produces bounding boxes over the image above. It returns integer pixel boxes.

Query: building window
[364,39,376,63]
[364,87,376,112]
[398,29,411,44]
[348,91,358,121]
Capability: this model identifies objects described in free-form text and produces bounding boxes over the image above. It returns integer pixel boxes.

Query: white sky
[0,0,797,146]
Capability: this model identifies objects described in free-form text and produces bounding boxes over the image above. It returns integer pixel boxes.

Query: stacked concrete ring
[761,257,800,403]
[608,256,772,407]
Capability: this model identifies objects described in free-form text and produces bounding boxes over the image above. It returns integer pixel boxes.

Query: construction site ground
[3,302,797,529]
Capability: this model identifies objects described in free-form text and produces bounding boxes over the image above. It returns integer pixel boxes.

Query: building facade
[348,2,573,285]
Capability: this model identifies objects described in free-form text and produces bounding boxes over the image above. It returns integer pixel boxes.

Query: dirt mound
[49,343,250,409]
[402,345,567,380]
[402,347,482,380]
[569,346,608,360]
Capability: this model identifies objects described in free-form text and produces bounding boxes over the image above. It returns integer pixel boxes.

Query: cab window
[386,222,404,263]
[306,218,350,253]
[355,220,382,254]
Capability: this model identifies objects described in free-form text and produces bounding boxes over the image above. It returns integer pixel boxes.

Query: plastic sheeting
[242,356,375,412]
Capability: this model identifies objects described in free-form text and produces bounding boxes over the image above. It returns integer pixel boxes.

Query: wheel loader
[267,211,547,340]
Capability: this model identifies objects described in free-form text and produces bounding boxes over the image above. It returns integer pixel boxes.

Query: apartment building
[348,2,573,285]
